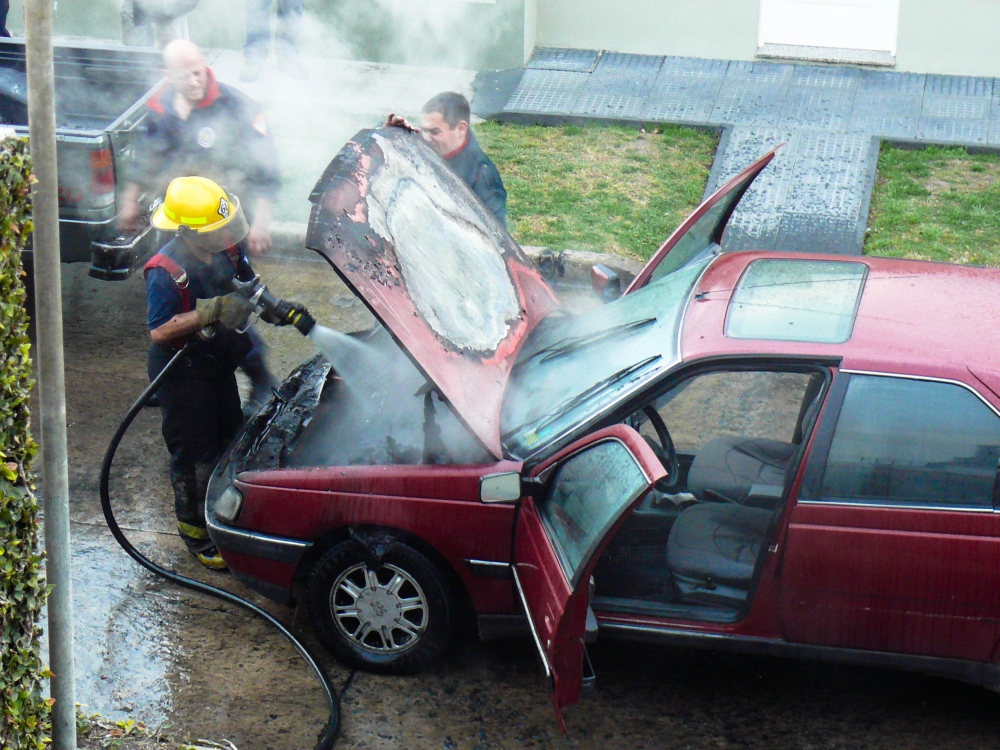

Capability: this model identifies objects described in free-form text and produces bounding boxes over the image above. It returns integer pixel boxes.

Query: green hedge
[0,137,46,749]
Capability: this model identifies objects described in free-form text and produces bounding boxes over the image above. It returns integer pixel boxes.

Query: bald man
[121,40,280,257]
[122,40,282,412]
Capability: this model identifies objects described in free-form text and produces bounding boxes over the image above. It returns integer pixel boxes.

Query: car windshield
[501,259,708,458]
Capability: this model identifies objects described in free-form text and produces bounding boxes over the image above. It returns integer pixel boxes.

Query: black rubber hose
[99,344,340,749]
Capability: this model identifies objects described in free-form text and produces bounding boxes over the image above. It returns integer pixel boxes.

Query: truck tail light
[89,147,115,208]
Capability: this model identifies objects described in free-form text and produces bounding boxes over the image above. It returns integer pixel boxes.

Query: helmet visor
[188,197,250,253]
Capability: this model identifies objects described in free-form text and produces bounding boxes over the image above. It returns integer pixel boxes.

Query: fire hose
[99,290,339,748]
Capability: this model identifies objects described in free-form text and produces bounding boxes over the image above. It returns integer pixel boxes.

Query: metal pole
[24,1,76,748]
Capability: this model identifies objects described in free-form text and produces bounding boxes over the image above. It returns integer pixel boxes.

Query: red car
[207,128,1000,729]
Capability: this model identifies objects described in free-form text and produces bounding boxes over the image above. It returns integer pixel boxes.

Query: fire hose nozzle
[231,275,315,335]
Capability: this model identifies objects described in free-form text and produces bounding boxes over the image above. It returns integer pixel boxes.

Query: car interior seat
[665,502,774,608]
[663,373,826,610]
[686,436,796,508]
[684,373,824,508]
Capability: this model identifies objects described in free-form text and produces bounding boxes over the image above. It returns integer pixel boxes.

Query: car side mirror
[591,264,621,303]
[480,471,522,503]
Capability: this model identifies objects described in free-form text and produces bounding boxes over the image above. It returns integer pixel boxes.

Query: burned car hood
[305,127,561,459]
[214,327,494,479]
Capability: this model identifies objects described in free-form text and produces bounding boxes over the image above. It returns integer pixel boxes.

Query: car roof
[681,251,1000,380]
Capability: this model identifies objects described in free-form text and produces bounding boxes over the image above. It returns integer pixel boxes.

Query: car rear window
[725,259,867,343]
[816,374,1000,509]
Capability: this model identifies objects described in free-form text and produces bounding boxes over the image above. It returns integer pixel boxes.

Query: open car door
[513,424,666,733]
[625,147,781,294]
[305,127,561,459]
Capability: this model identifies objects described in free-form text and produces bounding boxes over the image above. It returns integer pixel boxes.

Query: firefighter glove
[196,293,254,330]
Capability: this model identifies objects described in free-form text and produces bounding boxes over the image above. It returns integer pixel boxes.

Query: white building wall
[533,0,759,63]
[895,0,1000,76]
[531,0,1000,78]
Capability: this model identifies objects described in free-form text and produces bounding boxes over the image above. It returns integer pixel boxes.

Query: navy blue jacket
[133,69,281,218]
[146,238,253,376]
[445,130,507,226]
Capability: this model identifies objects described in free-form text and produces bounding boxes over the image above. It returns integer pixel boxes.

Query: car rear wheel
[306,538,456,673]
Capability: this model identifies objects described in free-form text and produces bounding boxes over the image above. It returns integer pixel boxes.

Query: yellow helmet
[151,176,249,253]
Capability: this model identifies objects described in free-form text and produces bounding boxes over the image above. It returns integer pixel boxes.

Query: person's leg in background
[274,0,307,78]
[155,14,190,46]
[241,0,273,82]
[122,0,157,47]
[0,0,10,37]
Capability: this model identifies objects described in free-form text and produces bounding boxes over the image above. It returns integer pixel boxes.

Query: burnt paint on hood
[305,126,560,458]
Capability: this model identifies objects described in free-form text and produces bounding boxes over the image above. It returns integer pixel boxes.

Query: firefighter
[120,39,279,255]
[145,176,311,569]
[121,39,283,411]
[385,92,507,226]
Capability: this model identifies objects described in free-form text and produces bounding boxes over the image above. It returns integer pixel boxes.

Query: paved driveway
[43,259,1000,749]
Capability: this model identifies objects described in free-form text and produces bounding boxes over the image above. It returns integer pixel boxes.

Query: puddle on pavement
[40,522,175,726]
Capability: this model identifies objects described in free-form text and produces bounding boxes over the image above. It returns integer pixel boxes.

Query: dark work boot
[171,463,227,571]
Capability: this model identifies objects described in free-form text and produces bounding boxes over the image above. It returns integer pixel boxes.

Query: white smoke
[298,0,518,71]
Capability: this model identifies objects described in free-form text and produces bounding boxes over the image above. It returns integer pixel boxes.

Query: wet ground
[45,256,1000,749]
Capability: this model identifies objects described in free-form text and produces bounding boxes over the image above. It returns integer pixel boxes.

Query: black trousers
[150,346,243,542]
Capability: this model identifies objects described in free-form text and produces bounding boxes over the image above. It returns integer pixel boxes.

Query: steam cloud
[291,325,491,467]
[306,0,516,71]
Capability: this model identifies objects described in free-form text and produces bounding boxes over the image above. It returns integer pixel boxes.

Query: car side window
[819,375,1000,509]
[537,440,648,587]
[647,370,815,453]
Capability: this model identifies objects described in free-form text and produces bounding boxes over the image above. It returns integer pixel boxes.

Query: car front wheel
[306,538,456,673]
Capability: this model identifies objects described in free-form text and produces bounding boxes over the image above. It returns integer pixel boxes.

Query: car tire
[306,538,456,674]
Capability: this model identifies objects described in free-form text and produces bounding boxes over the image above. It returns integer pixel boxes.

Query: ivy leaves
[0,136,47,750]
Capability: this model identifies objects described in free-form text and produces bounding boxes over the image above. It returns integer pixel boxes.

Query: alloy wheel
[329,562,428,654]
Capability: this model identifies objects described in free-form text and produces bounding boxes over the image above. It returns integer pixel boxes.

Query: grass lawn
[476,122,717,260]
[865,144,1000,266]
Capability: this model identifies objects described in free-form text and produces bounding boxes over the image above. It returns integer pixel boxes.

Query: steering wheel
[641,405,679,492]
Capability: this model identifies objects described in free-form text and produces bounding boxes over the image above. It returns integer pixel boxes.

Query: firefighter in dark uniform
[121,39,283,411]
[386,92,507,226]
[121,40,280,251]
[145,176,311,569]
